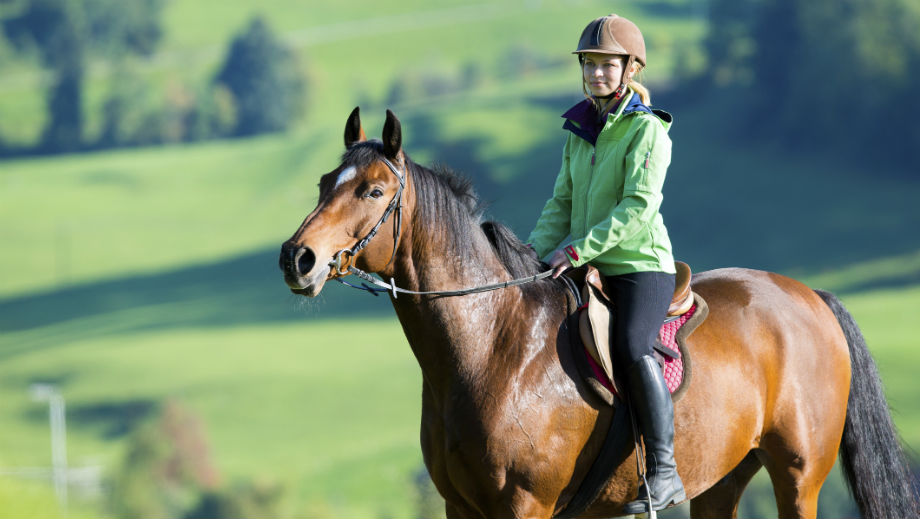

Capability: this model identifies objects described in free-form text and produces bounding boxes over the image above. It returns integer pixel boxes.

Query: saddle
[567,261,706,403]
[553,262,707,519]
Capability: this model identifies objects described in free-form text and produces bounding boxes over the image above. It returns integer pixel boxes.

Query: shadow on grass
[68,399,159,439]
[21,397,158,439]
[0,248,395,350]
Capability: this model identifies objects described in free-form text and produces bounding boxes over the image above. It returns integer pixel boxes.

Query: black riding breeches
[605,271,676,371]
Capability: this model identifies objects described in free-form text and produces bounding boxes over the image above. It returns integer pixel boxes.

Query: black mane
[343,141,565,298]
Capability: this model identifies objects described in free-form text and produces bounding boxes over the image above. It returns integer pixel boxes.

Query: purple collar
[561,94,653,146]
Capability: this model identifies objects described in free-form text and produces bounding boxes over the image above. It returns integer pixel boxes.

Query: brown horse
[279,108,918,518]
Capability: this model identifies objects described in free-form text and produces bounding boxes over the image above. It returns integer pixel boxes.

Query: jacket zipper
[584,149,596,238]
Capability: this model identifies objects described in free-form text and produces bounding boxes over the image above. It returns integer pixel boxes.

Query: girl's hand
[548,248,574,279]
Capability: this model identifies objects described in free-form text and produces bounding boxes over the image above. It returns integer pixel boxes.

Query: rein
[337,264,555,299]
[328,155,556,298]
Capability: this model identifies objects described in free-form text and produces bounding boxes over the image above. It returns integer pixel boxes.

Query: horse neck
[386,183,537,398]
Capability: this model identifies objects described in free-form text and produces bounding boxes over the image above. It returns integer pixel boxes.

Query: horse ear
[382,109,402,160]
[344,106,366,148]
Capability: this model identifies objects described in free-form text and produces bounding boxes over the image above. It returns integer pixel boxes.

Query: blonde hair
[582,59,651,112]
[629,64,651,105]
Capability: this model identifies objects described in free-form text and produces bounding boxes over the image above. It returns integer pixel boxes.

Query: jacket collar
[561,90,669,145]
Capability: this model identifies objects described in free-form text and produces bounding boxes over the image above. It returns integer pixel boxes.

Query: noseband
[329,157,406,276]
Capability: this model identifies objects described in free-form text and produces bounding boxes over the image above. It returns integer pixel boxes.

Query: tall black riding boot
[621,355,686,514]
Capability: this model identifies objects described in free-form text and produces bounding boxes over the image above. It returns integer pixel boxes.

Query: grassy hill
[1,1,918,517]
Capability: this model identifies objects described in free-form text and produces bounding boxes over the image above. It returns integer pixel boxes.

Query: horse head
[280,107,408,296]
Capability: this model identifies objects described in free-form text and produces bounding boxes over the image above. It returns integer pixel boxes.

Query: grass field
[1,317,421,517]
[1,1,918,517]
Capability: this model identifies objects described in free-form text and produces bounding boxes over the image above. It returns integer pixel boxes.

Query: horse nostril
[280,242,315,277]
[296,247,316,275]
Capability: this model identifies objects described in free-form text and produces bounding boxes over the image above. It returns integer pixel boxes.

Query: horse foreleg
[690,451,763,518]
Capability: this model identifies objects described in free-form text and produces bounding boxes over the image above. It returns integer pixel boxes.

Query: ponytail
[628,62,651,105]
[629,79,651,106]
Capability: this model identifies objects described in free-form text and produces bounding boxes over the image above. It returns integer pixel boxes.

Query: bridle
[328,156,406,277]
[326,156,557,299]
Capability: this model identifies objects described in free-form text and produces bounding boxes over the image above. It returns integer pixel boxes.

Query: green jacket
[527,90,676,276]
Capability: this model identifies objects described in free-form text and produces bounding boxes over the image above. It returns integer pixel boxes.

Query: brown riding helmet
[573,14,646,97]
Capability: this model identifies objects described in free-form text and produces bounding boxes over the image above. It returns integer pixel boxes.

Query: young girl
[526,13,684,514]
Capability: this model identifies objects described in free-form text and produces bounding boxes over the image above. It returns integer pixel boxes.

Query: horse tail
[814,289,919,519]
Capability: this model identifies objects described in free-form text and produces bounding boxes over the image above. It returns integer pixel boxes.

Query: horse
[279,108,918,518]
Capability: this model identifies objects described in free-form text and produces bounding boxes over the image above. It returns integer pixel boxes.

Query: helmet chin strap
[596,86,624,101]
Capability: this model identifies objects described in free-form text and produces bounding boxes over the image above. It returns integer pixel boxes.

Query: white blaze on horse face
[334,165,357,190]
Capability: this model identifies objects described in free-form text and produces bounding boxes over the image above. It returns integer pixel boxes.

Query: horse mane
[343,141,565,298]
[480,221,545,279]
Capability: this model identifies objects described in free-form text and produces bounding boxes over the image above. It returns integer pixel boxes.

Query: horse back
[663,268,851,498]
[688,267,850,384]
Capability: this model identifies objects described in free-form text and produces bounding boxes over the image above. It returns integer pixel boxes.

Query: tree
[184,480,285,519]
[214,17,305,136]
[110,400,220,518]
[703,0,758,87]
[1,0,164,152]
[700,0,920,170]
[2,0,85,151]
[82,0,163,57]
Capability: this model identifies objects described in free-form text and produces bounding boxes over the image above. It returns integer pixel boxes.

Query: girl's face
[581,53,626,97]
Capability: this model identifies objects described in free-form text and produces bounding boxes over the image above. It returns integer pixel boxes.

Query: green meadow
[1,1,918,517]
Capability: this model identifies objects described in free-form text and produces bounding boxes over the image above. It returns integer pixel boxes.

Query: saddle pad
[574,293,709,406]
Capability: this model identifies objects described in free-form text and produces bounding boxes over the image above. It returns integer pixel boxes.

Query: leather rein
[329,158,554,298]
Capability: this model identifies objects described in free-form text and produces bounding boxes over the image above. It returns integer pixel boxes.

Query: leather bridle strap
[329,157,405,275]
[329,156,556,299]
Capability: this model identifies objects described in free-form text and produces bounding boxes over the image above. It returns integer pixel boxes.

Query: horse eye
[368,188,384,199]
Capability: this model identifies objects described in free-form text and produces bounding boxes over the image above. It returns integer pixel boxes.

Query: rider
[526,13,684,514]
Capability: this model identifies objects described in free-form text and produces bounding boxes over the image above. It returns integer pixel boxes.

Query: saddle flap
[579,267,617,389]
[584,266,610,303]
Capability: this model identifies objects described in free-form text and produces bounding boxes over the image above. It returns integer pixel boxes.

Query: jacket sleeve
[566,116,671,267]
[526,138,574,258]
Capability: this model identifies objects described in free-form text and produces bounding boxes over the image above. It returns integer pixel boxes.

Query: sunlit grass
[0,318,421,516]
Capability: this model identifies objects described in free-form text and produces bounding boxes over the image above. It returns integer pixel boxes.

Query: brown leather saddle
[554,262,704,519]
[569,261,695,394]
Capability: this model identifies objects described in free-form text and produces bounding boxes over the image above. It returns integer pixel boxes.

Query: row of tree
[0,0,304,154]
[702,0,920,173]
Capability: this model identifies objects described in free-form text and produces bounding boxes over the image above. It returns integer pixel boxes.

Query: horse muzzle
[279,241,331,296]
